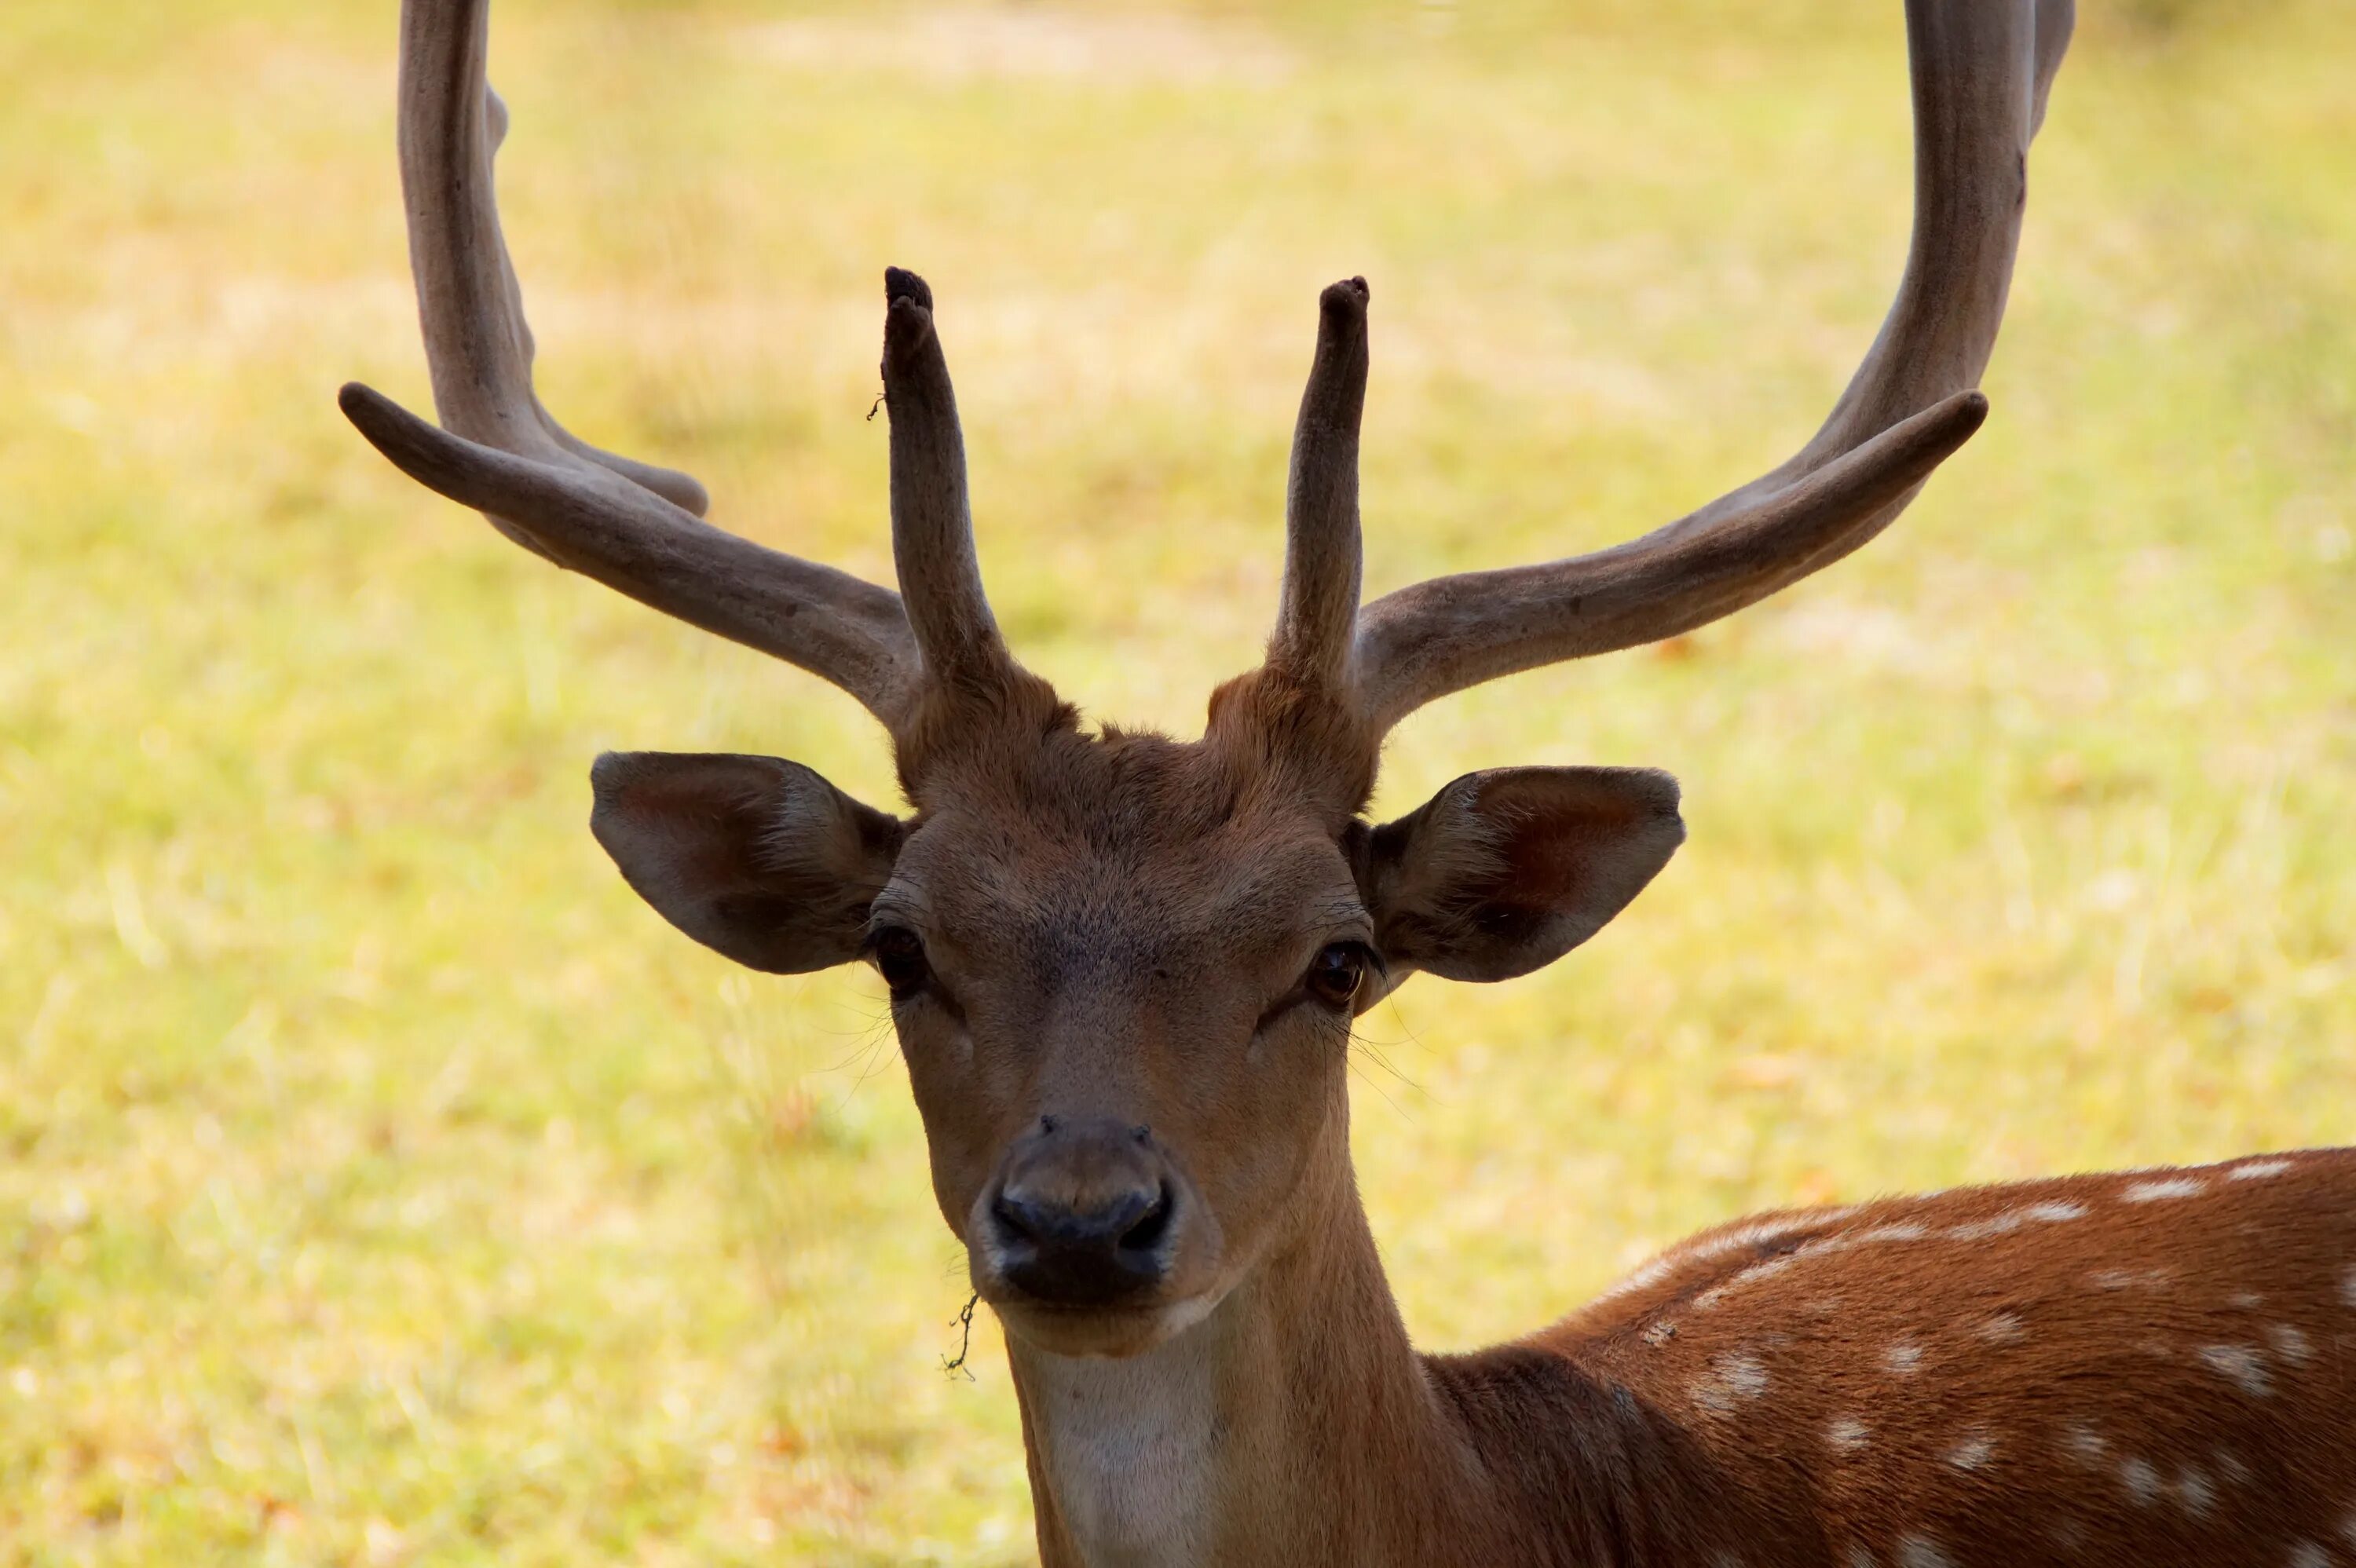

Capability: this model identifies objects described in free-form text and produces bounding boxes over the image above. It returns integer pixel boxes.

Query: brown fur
[1520,1150,2356,1565]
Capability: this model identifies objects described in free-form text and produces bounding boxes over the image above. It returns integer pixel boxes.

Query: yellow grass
[2,1,2351,1562]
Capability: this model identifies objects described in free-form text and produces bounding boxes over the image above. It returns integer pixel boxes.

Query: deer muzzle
[971,1117,1210,1324]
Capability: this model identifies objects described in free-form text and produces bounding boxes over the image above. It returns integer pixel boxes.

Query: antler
[338,0,959,732]
[1337,0,2074,733]
[879,268,1018,699]
[1267,278,1373,691]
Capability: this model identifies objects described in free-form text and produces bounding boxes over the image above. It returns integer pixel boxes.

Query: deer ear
[588,751,905,974]
[1360,767,1685,985]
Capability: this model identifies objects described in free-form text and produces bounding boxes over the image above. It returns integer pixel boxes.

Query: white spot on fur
[1728,1255,1799,1292]
[2267,1324,2314,1365]
[1896,1537,1956,1568]
[2122,1176,2207,1203]
[1641,1319,1678,1347]
[2338,1511,2356,1550]
[1978,1311,2027,1345]
[2215,1449,2251,1484]
[1848,1548,1877,1568]
[1859,1222,1930,1245]
[1693,1286,1730,1311]
[2229,1158,2293,1181]
[1883,1340,1922,1374]
[2025,1200,2088,1223]
[2120,1456,2160,1504]
[2064,1424,2106,1466]
[1692,1353,1769,1413]
[2288,1544,2328,1568]
[2172,1465,2216,1517]
[2230,1290,2265,1309]
[1688,1214,1845,1264]
[1827,1416,1871,1454]
[1948,1434,1996,1471]
[1721,1354,1769,1398]
[2092,1266,2173,1291]
[1948,1212,2028,1241]
[2197,1343,2274,1397]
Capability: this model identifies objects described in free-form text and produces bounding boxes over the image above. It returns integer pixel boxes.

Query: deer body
[1008,1135,2356,1568]
[341,0,2354,1561]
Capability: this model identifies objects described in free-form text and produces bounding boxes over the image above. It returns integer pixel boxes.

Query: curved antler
[1348,0,2075,733]
[338,0,938,730]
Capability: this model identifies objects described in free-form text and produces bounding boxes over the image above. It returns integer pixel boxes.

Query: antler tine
[880,268,1012,694]
[338,0,922,728]
[1352,0,2073,734]
[1266,278,1373,692]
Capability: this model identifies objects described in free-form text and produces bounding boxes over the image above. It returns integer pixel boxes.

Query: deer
[338,0,2356,1563]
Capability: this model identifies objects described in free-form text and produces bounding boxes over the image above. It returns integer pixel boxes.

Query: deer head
[342,0,2064,1365]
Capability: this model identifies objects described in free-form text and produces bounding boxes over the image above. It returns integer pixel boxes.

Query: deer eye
[869,927,931,1000]
[1304,943,1371,1011]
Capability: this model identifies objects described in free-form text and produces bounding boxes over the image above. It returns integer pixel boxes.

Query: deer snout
[978,1118,1183,1309]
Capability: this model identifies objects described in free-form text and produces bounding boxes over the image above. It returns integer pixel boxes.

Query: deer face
[878,738,1367,1356]
[588,688,1684,1358]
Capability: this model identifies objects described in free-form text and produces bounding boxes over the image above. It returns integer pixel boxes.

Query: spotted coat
[1423,1149,2356,1567]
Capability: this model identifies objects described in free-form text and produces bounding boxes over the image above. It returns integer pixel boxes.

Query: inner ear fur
[589,751,905,974]
[1359,766,1685,985]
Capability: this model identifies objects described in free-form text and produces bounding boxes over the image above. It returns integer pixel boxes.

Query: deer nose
[982,1119,1178,1307]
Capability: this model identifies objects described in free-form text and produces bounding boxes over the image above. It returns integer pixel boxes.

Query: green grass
[3,0,2351,1561]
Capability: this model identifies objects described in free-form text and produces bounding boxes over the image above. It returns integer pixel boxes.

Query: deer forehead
[887,781,1366,978]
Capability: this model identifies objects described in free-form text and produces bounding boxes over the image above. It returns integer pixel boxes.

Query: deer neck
[1002,1165,1499,1568]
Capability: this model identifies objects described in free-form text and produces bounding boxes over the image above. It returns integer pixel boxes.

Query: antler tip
[880,268,944,376]
[337,380,421,456]
[1318,276,1370,321]
[1935,389,1992,441]
[884,265,935,312]
[882,295,938,372]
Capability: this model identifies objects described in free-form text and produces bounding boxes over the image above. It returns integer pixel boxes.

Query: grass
[2,0,2351,1561]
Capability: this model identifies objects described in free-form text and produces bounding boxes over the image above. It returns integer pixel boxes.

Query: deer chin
[986,1283,1230,1361]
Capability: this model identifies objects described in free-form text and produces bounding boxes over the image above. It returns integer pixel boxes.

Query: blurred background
[3,0,2351,1561]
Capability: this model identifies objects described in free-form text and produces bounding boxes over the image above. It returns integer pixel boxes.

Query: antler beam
[339,0,930,729]
[1348,0,2075,733]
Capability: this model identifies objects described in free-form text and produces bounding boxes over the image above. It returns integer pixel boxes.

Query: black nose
[984,1120,1178,1307]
